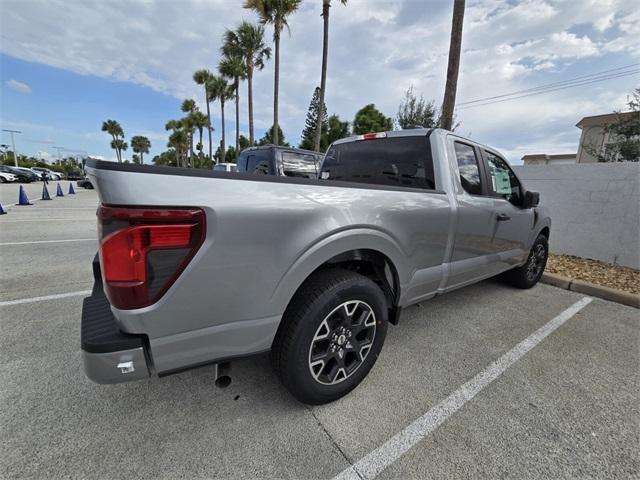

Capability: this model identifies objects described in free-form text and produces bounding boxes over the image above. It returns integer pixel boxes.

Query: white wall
[514,162,640,269]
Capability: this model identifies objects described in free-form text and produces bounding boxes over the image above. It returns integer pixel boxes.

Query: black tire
[271,268,388,405]
[0,177,6,183]
[503,234,548,289]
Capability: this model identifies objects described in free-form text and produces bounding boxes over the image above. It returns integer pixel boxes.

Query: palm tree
[441,0,465,130]
[181,99,198,165]
[130,136,151,164]
[209,76,235,161]
[243,0,302,146]
[193,69,215,159]
[314,0,347,152]
[223,22,271,146]
[110,139,128,163]
[189,111,209,157]
[101,119,125,162]
[219,54,246,156]
[165,119,186,167]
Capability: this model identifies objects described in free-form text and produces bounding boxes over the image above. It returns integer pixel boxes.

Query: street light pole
[2,129,22,167]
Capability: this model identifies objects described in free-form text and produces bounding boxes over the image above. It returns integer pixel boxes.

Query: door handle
[496,213,511,221]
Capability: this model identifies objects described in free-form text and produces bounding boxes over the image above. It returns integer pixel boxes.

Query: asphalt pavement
[0,182,638,479]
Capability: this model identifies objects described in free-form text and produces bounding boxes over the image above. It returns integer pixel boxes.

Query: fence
[513,162,639,269]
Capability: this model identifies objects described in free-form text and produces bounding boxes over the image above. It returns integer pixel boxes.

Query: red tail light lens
[97,205,205,310]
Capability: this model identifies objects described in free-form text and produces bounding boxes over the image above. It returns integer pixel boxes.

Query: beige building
[522,111,635,165]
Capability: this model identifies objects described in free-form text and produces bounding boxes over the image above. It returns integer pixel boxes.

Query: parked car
[31,167,63,181]
[77,177,93,189]
[0,169,17,183]
[236,145,323,178]
[0,165,32,183]
[12,167,40,183]
[213,162,238,173]
[81,128,550,404]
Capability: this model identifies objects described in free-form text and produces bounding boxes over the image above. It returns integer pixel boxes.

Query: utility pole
[2,129,21,167]
[441,0,466,131]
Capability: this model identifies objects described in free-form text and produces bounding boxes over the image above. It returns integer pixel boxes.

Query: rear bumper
[81,279,151,384]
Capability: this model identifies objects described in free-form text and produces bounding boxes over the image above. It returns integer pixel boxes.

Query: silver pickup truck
[81,128,550,404]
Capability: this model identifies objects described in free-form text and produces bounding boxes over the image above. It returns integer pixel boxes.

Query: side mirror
[522,190,540,208]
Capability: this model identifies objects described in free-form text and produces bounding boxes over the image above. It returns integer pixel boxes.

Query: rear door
[447,140,506,288]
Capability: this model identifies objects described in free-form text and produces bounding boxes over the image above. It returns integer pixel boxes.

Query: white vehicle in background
[213,162,238,173]
[31,167,63,181]
[0,170,18,183]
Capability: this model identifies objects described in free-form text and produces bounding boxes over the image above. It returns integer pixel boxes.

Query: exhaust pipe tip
[215,375,232,388]
[214,362,231,388]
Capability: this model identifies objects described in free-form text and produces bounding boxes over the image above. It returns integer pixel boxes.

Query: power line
[456,69,639,110]
[456,63,640,107]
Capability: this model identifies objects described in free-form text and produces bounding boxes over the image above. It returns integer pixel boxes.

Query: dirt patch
[546,254,640,295]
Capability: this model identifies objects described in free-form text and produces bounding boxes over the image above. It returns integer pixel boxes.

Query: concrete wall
[513,162,640,269]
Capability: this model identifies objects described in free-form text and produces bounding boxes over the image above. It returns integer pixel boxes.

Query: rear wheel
[0,177,6,183]
[271,269,388,404]
[503,234,548,289]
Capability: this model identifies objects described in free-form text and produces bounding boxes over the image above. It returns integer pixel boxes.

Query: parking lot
[1,181,638,479]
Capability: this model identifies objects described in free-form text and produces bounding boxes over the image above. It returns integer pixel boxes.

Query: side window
[246,153,271,175]
[485,151,522,204]
[454,142,482,195]
[236,153,248,172]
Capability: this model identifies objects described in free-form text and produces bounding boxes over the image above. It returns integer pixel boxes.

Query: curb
[541,272,640,309]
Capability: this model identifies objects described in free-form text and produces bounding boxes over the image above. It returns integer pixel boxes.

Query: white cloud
[6,79,31,93]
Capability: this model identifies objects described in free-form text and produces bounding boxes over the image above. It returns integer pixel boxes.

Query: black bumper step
[81,287,144,354]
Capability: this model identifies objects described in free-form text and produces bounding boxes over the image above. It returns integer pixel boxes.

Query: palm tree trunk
[314,0,330,152]
[140,152,143,164]
[235,78,240,156]
[441,0,465,131]
[198,127,203,155]
[220,99,226,161]
[248,65,254,146]
[273,29,281,146]
[205,87,213,160]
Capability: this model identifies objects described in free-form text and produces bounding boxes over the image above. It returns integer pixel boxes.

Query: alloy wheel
[308,300,377,385]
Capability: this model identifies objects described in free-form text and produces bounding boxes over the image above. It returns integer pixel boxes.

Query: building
[521,153,577,166]
[575,112,635,163]
[521,111,636,165]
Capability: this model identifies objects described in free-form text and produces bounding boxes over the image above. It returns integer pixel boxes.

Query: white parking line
[0,238,95,246]
[333,296,594,480]
[0,290,92,307]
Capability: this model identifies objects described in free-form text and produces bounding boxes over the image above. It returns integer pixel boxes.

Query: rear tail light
[97,205,205,310]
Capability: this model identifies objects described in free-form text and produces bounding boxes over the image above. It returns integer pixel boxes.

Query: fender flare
[269,227,410,314]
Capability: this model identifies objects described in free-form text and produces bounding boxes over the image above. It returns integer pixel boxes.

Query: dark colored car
[66,169,84,180]
[236,145,323,178]
[0,165,37,183]
[77,177,93,189]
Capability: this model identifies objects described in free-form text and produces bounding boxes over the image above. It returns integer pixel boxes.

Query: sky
[0,0,638,164]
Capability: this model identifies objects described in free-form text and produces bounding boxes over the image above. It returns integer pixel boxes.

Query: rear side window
[237,150,273,175]
[454,142,482,195]
[281,152,318,178]
[321,136,435,190]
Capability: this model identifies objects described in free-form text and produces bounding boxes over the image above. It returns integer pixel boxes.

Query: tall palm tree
[101,119,125,162]
[193,69,215,159]
[223,22,271,146]
[219,54,246,156]
[441,0,465,130]
[188,111,209,157]
[209,76,235,161]
[130,135,151,164]
[243,0,302,146]
[314,0,347,152]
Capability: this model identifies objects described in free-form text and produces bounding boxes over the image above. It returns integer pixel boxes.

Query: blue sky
[1,0,638,164]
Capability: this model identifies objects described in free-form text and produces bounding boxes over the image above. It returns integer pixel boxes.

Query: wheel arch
[270,229,408,326]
